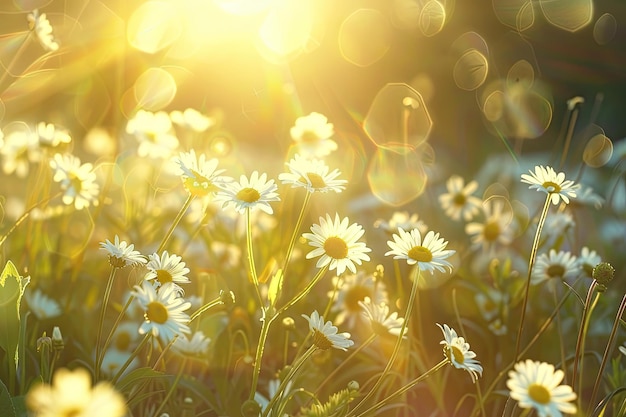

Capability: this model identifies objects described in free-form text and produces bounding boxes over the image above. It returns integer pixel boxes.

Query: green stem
[552,287,568,385]
[245,207,264,307]
[152,357,187,417]
[281,191,311,278]
[347,267,420,417]
[101,294,136,367]
[156,194,194,254]
[514,194,551,360]
[189,296,223,323]
[276,265,328,315]
[571,281,599,396]
[356,359,448,417]
[95,266,118,381]
[248,308,277,401]
[112,333,151,385]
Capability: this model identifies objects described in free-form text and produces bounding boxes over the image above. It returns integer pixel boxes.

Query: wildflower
[132,282,191,342]
[146,251,191,291]
[26,367,126,417]
[302,310,354,351]
[101,349,138,377]
[27,9,59,52]
[507,359,577,417]
[574,184,604,209]
[619,343,626,357]
[438,175,482,221]
[126,109,179,159]
[465,199,514,251]
[170,108,214,132]
[520,165,578,205]
[0,127,40,178]
[290,112,337,157]
[540,211,574,242]
[49,153,100,210]
[172,331,211,357]
[437,323,483,383]
[374,211,428,236]
[303,213,371,275]
[385,228,455,274]
[531,250,579,286]
[100,235,147,268]
[576,246,601,278]
[35,122,71,148]
[176,149,227,197]
[210,241,242,269]
[359,297,406,338]
[474,289,505,322]
[25,289,62,320]
[592,262,615,292]
[279,154,347,193]
[329,271,388,327]
[254,379,294,414]
[215,171,280,215]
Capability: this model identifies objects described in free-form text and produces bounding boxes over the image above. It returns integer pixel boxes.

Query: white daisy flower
[172,330,211,357]
[520,165,578,205]
[26,368,126,417]
[49,153,100,210]
[576,246,601,278]
[619,343,626,357]
[25,289,62,320]
[215,171,280,215]
[101,349,138,378]
[126,110,179,159]
[329,271,388,327]
[574,184,604,209]
[36,122,71,148]
[531,249,580,286]
[438,323,483,383]
[474,288,506,322]
[507,359,577,417]
[302,310,354,351]
[170,108,214,132]
[100,235,147,268]
[146,251,191,289]
[176,149,227,197]
[359,297,406,338]
[279,154,347,193]
[302,213,371,275]
[438,175,483,221]
[374,211,428,236]
[0,126,40,178]
[465,199,514,251]
[540,210,575,243]
[132,282,191,342]
[290,112,337,157]
[27,9,59,52]
[385,228,455,274]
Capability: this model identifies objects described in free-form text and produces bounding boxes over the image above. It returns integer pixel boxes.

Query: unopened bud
[241,399,261,417]
[52,326,64,351]
[347,380,360,392]
[220,290,235,307]
[37,332,52,353]
[593,262,615,292]
[282,317,295,331]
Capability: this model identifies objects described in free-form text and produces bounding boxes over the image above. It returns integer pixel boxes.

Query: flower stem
[189,296,223,323]
[95,266,118,381]
[571,280,599,395]
[514,194,551,360]
[112,333,151,385]
[156,194,194,254]
[245,207,264,307]
[248,308,277,401]
[152,357,187,417]
[276,265,328,315]
[281,191,311,277]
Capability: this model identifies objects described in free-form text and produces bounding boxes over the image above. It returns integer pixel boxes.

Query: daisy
[619,343,626,356]
[302,310,354,351]
[26,367,126,417]
[531,249,580,286]
[101,349,138,378]
[126,109,179,159]
[359,297,406,338]
[132,282,191,342]
[176,149,227,197]
[170,108,214,132]
[302,213,371,275]
[374,211,428,236]
[437,323,483,383]
[100,235,147,268]
[215,171,280,215]
[465,199,514,251]
[49,153,100,210]
[507,359,577,417]
[290,112,338,157]
[329,271,388,327]
[27,9,59,52]
[278,153,347,193]
[0,127,40,178]
[520,165,578,205]
[438,175,482,221]
[574,184,604,209]
[145,251,191,289]
[36,122,71,148]
[172,330,211,357]
[576,246,601,278]
[25,289,62,320]
[385,228,455,274]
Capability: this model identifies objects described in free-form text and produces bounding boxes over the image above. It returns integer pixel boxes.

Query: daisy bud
[241,399,261,417]
[347,380,360,392]
[593,262,615,292]
[37,332,52,353]
[282,317,295,331]
[52,326,64,351]
[220,290,236,307]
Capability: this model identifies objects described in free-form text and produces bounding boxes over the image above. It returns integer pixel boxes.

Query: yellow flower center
[156,269,173,284]
[528,383,551,404]
[69,172,83,193]
[453,193,467,206]
[146,301,169,324]
[408,246,433,263]
[300,130,320,143]
[547,264,565,278]
[344,286,371,312]
[183,170,217,197]
[447,345,465,364]
[236,187,261,203]
[484,221,501,242]
[108,255,127,268]
[115,331,131,351]
[542,181,562,193]
[61,407,83,417]
[324,236,348,259]
[312,329,332,350]
[302,172,327,189]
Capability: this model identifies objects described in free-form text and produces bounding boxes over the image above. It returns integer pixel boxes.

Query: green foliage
[299,387,359,417]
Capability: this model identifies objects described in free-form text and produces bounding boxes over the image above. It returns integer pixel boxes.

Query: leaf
[115,367,165,394]
[267,268,284,308]
[0,379,16,417]
[0,261,30,377]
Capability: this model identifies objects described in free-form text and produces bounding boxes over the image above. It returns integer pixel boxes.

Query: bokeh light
[419,0,447,37]
[539,0,593,32]
[127,1,182,54]
[583,129,613,168]
[133,67,177,111]
[453,49,489,91]
[593,13,617,45]
[339,9,392,67]
[492,0,534,31]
